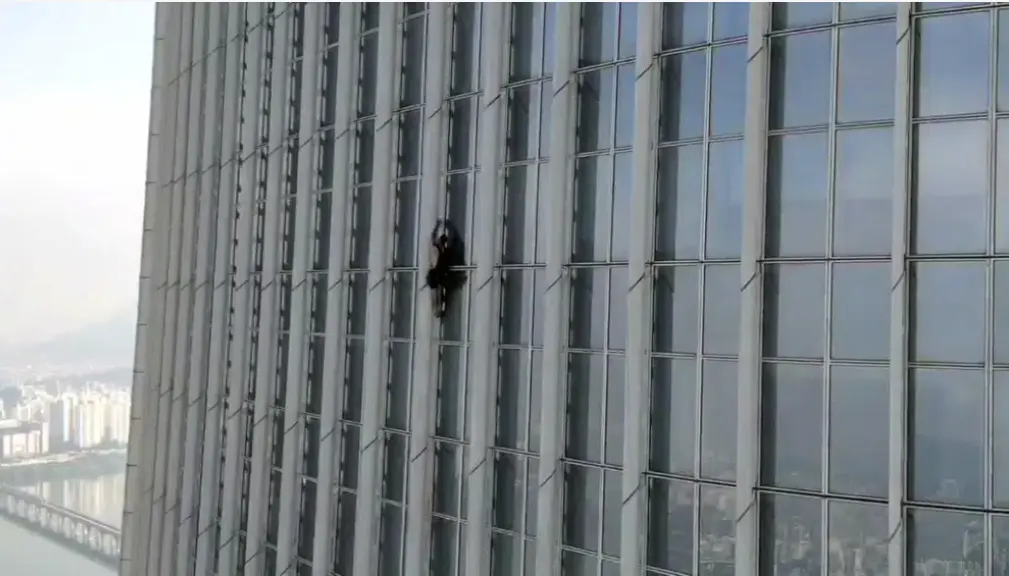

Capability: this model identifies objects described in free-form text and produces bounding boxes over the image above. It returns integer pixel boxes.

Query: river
[0,471,125,575]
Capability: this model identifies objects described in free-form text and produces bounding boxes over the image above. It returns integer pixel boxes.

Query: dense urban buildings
[121,2,1009,576]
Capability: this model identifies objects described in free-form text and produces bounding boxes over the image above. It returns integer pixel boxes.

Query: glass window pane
[838,22,896,123]
[763,263,826,360]
[827,502,889,576]
[646,477,695,574]
[831,262,890,361]
[566,353,605,462]
[611,152,633,262]
[576,68,615,153]
[502,165,536,264]
[662,2,710,49]
[908,508,985,574]
[615,64,635,148]
[759,494,822,576]
[994,372,1009,507]
[996,120,1009,253]
[833,127,893,256]
[495,349,528,450]
[703,264,740,357]
[653,265,700,355]
[579,2,618,66]
[570,267,608,350]
[656,144,703,260]
[769,31,832,129]
[761,362,824,491]
[572,155,613,263]
[909,368,984,506]
[840,3,896,20]
[649,357,696,476]
[766,132,830,258]
[601,469,622,557]
[605,356,625,466]
[910,261,986,364]
[772,3,832,30]
[912,120,988,255]
[995,262,1009,363]
[710,44,747,136]
[713,3,749,40]
[608,267,627,350]
[915,12,991,117]
[829,365,889,498]
[562,463,601,552]
[701,359,737,481]
[659,50,707,143]
[706,139,744,260]
[618,3,637,59]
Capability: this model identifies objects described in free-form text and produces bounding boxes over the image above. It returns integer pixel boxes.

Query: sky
[0,2,155,346]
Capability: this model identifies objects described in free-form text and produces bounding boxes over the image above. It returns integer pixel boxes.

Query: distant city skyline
[0,2,155,346]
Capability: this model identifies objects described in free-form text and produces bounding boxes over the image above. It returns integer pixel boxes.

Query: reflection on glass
[913,121,988,255]
[703,264,741,356]
[759,493,822,576]
[909,367,984,506]
[706,139,744,259]
[772,3,832,30]
[601,469,622,557]
[649,356,697,476]
[656,144,704,260]
[646,477,695,574]
[659,50,707,143]
[605,356,625,466]
[763,263,826,360]
[992,515,1009,576]
[838,22,896,123]
[833,127,892,256]
[698,485,735,576]
[611,152,633,261]
[579,2,618,66]
[997,263,1009,363]
[910,261,985,364]
[496,349,530,451]
[577,68,615,153]
[608,267,627,350]
[1000,11,1009,111]
[769,31,831,129]
[831,262,890,361]
[829,365,889,498]
[761,363,823,491]
[827,501,888,576]
[908,508,984,576]
[766,132,830,258]
[915,12,990,117]
[653,265,700,354]
[710,44,746,136]
[615,64,635,148]
[701,359,737,481]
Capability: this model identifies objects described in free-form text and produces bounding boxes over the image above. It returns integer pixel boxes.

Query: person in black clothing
[426,219,466,318]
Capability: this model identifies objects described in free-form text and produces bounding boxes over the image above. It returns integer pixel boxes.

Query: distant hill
[0,309,137,369]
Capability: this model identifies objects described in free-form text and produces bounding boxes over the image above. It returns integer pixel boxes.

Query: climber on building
[426,219,466,318]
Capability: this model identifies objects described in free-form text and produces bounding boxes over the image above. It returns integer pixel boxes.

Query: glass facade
[122,2,1009,576]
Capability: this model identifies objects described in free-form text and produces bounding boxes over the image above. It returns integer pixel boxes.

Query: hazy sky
[0,2,155,346]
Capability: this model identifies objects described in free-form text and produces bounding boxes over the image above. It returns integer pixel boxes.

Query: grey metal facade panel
[125,3,992,576]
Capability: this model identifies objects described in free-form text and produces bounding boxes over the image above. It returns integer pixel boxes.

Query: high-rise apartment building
[123,2,1007,576]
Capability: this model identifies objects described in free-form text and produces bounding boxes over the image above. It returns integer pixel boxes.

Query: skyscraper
[123,2,1007,576]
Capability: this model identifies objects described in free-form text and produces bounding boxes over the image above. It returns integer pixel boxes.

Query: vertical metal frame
[619,4,659,575]
[147,5,196,573]
[888,4,912,576]
[217,6,266,574]
[175,5,225,572]
[463,3,508,575]
[245,4,292,571]
[161,6,210,572]
[535,3,579,575]
[276,4,323,571]
[311,4,358,573]
[403,4,450,575]
[193,5,246,573]
[121,5,169,574]
[734,5,771,576]
[353,4,399,574]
